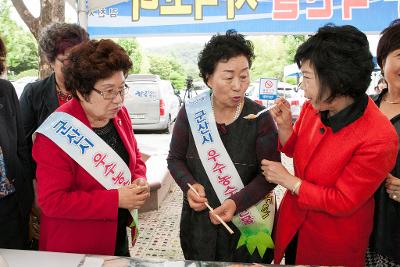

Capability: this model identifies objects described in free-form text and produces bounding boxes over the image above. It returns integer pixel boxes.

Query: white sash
[35,112,138,224]
[186,92,275,257]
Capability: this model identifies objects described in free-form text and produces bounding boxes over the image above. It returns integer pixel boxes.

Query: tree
[250,36,288,81]
[282,35,306,64]
[145,42,202,81]
[11,0,65,78]
[249,35,306,83]
[167,57,186,89]
[148,55,172,80]
[117,38,143,74]
[148,54,186,89]
[0,0,38,76]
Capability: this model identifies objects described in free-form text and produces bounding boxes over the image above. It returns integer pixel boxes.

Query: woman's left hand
[209,199,236,224]
[261,159,299,191]
[386,174,400,202]
[132,178,150,195]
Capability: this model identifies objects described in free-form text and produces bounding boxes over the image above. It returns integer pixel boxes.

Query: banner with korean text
[87,0,399,37]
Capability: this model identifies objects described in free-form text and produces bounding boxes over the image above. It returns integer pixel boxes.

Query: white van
[124,74,180,133]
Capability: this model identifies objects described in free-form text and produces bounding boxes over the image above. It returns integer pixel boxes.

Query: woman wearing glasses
[32,39,150,255]
[19,23,89,248]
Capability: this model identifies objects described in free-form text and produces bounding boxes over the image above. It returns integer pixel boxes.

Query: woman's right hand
[187,183,208,212]
[270,98,292,128]
[386,173,400,202]
[118,184,150,210]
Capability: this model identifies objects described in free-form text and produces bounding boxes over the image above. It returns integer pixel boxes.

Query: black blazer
[0,79,34,217]
[19,73,59,171]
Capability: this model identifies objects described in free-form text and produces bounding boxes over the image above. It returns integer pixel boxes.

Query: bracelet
[291,180,302,195]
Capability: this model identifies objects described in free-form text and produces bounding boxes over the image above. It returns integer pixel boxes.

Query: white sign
[259,78,278,100]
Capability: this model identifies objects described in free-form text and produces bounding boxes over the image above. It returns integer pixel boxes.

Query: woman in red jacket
[32,39,149,256]
[261,24,398,266]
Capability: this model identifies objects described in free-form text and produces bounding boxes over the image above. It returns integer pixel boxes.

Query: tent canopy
[83,0,399,38]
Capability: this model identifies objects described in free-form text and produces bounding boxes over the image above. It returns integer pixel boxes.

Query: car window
[127,82,160,99]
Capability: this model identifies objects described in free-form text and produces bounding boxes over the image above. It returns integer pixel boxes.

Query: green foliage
[144,35,306,84]
[284,76,298,85]
[282,35,306,63]
[117,38,143,74]
[0,0,38,75]
[148,55,172,79]
[148,54,186,89]
[169,71,185,89]
[144,43,201,81]
[250,36,287,81]
[16,69,38,79]
[249,35,306,82]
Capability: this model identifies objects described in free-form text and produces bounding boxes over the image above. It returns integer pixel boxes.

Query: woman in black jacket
[0,36,34,249]
[19,23,89,164]
[367,20,400,267]
[18,23,88,247]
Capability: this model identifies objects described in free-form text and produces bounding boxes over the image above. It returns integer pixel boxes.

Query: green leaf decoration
[255,232,275,257]
[236,231,275,257]
[237,234,247,249]
[246,235,258,255]
[129,209,139,228]
[129,209,140,242]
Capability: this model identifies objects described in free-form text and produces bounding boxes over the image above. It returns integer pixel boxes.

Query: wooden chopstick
[187,183,234,234]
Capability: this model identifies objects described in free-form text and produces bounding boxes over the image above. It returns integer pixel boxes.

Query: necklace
[383,99,400,104]
[383,95,400,104]
[211,93,242,124]
[55,81,72,102]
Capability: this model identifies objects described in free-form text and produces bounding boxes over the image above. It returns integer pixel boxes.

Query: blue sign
[88,0,399,37]
[259,78,278,100]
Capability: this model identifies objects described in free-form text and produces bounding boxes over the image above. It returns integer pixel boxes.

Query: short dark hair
[63,39,132,99]
[39,22,89,63]
[294,24,373,102]
[0,36,6,75]
[198,29,254,85]
[377,77,387,86]
[377,20,400,71]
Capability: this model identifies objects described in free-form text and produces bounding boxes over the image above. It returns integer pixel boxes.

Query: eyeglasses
[92,83,130,100]
[295,75,304,92]
[296,82,303,92]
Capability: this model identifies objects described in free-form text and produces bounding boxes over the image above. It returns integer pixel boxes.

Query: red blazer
[32,98,146,255]
[274,98,398,266]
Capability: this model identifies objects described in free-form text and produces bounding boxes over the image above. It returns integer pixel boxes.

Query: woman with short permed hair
[32,39,150,255]
[168,30,280,263]
[19,22,90,249]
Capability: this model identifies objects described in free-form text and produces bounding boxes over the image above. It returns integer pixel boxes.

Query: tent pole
[77,0,88,30]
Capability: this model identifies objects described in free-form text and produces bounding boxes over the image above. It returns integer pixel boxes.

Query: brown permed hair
[39,22,89,63]
[63,39,132,99]
[0,36,6,75]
